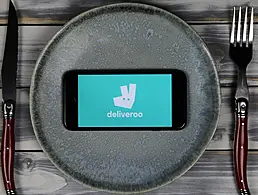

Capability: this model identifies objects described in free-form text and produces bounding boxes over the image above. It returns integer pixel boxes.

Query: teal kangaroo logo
[107,83,143,118]
[113,84,136,109]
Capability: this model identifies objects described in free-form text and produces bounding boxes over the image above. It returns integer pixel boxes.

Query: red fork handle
[234,100,250,195]
[1,102,16,195]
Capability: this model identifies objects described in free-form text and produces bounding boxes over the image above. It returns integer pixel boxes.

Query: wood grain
[0,26,61,87]
[0,87,257,150]
[1,25,258,87]
[0,151,257,194]
[0,0,258,24]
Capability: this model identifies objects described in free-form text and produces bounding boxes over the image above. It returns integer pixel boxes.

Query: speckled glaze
[30,3,221,194]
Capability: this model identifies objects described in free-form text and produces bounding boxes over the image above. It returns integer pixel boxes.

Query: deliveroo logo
[113,84,136,109]
[107,84,143,118]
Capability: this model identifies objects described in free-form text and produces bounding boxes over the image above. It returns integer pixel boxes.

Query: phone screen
[78,74,172,127]
[63,69,187,130]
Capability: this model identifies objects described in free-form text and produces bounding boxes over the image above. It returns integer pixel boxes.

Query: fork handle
[234,99,250,195]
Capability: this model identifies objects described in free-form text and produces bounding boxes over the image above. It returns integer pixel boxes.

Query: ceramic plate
[30,3,221,193]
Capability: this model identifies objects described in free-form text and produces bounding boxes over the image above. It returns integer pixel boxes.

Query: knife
[1,1,18,195]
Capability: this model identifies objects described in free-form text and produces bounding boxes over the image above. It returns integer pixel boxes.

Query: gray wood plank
[0,26,61,87]
[2,87,258,150]
[0,0,257,24]
[0,151,257,194]
[1,25,258,87]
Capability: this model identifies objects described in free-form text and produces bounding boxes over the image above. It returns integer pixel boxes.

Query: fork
[230,6,254,195]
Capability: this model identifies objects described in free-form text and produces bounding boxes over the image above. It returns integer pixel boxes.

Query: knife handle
[1,101,16,195]
[234,100,250,195]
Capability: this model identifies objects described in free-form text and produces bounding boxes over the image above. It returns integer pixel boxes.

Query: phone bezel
[63,69,187,131]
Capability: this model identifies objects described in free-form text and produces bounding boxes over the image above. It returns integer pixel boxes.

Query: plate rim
[30,2,221,193]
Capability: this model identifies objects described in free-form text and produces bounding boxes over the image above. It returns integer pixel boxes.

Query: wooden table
[0,0,258,194]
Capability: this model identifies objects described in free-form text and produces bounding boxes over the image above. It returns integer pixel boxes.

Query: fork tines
[230,6,254,46]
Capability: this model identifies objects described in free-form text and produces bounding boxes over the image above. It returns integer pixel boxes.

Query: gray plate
[30,3,221,193]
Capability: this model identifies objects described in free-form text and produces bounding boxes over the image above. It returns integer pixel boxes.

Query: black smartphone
[63,69,187,131]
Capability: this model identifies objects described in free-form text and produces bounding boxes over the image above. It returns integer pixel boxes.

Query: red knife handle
[234,100,250,195]
[1,101,16,195]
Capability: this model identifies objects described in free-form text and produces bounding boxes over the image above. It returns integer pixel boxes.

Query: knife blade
[1,1,18,195]
[2,0,18,102]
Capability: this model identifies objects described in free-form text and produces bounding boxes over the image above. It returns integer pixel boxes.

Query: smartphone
[63,69,187,131]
